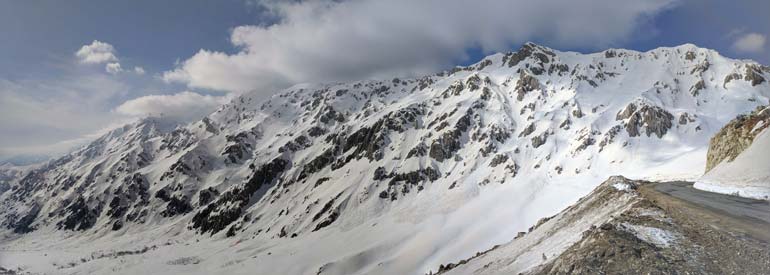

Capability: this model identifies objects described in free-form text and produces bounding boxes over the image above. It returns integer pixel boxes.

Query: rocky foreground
[437,177,770,275]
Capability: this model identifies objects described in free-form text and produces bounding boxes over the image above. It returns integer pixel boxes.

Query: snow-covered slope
[695,106,770,200]
[1,43,769,274]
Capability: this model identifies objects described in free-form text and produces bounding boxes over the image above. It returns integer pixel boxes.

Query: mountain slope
[1,43,769,274]
[695,105,770,199]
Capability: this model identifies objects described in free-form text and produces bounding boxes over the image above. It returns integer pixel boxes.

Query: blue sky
[0,0,265,79]
[0,0,768,162]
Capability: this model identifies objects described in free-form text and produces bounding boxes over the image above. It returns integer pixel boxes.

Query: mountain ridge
[1,42,769,274]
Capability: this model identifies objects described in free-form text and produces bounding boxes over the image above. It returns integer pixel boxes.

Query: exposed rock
[519,123,536,137]
[58,197,99,231]
[531,131,550,148]
[489,154,509,167]
[689,79,705,96]
[723,73,743,88]
[685,50,696,61]
[191,158,289,234]
[616,102,674,138]
[429,109,473,162]
[744,64,766,86]
[515,72,541,101]
[705,105,770,172]
[678,113,695,125]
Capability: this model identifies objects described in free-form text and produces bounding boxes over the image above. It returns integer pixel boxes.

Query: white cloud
[0,74,131,159]
[164,0,678,95]
[105,62,123,74]
[75,40,119,64]
[732,32,766,53]
[115,91,229,122]
[76,40,150,75]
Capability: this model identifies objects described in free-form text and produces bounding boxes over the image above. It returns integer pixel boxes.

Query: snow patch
[620,223,679,248]
[612,182,632,191]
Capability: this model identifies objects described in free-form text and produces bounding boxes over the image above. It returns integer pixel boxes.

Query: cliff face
[705,105,770,172]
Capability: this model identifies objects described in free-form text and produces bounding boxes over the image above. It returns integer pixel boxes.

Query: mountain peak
[2,43,769,275]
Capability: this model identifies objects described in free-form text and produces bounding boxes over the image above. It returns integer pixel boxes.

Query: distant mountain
[0,154,51,166]
[1,43,768,274]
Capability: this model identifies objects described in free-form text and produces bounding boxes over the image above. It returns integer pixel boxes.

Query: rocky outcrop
[429,109,473,162]
[502,42,554,68]
[705,105,770,172]
[514,72,541,101]
[191,158,289,235]
[616,102,674,138]
[744,64,766,86]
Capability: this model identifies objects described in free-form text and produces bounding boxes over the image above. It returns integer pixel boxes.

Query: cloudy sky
[0,0,768,163]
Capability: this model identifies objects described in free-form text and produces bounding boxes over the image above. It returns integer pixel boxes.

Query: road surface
[642,181,770,242]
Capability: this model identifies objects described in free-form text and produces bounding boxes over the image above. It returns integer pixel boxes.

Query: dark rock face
[573,129,597,153]
[160,195,193,217]
[312,193,343,232]
[377,168,441,200]
[723,73,742,88]
[429,109,473,162]
[373,167,388,181]
[407,143,428,158]
[8,205,40,233]
[616,102,674,138]
[442,81,465,98]
[191,158,289,235]
[58,197,99,231]
[307,126,327,137]
[298,147,337,180]
[317,106,346,124]
[490,154,509,167]
[198,187,219,206]
[531,131,550,148]
[744,64,766,86]
[344,120,389,162]
[690,80,705,96]
[690,61,710,75]
[519,123,536,137]
[515,72,541,101]
[222,131,258,164]
[503,43,554,68]
[705,105,769,172]
[685,51,697,61]
[278,135,311,153]
[678,113,695,125]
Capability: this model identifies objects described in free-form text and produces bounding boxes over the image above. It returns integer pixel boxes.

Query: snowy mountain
[1,43,769,274]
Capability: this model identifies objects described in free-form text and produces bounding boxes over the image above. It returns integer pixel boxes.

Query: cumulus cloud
[76,40,149,75]
[163,0,677,95]
[105,62,123,74]
[75,40,119,64]
[732,32,766,53]
[115,91,229,122]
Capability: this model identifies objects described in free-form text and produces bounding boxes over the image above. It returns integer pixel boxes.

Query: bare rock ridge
[705,105,770,172]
